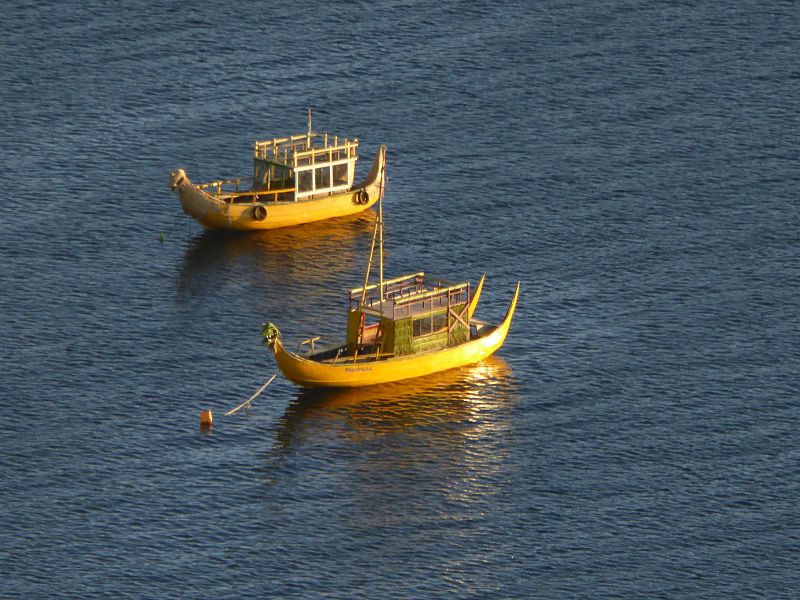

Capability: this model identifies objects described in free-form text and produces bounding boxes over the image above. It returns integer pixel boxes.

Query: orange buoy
[200,409,213,428]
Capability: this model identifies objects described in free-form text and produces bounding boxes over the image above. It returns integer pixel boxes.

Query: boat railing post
[466,282,471,340]
[447,289,452,345]
[378,197,384,313]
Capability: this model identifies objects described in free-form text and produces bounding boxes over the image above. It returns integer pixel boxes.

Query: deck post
[447,288,452,345]
[378,197,384,312]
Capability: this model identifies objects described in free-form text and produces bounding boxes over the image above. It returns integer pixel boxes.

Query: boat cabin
[252,132,359,201]
[343,273,472,358]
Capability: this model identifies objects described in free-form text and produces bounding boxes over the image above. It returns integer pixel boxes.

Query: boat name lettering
[344,366,372,373]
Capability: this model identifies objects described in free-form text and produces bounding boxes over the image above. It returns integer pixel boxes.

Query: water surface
[1,0,798,597]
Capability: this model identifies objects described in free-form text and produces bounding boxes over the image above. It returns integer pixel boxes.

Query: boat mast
[359,148,387,312]
[360,198,384,310]
[379,194,384,306]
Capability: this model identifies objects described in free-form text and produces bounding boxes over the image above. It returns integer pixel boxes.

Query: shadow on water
[270,355,520,453]
[176,212,376,301]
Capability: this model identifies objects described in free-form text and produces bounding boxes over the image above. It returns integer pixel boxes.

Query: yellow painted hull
[172,146,386,230]
[269,282,519,388]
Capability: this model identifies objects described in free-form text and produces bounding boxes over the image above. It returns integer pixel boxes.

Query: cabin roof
[351,272,471,321]
[253,131,359,168]
[349,272,426,297]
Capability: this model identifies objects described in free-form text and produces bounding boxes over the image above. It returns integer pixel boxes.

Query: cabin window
[413,317,431,337]
[254,161,269,186]
[412,312,449,338]
[315,166,331,190]
[432,312,448,333]
[333,163,348,186]
[297,170,313,193]
[272,165,291,185]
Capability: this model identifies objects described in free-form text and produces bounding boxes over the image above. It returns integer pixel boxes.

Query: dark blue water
[2,1,798,597]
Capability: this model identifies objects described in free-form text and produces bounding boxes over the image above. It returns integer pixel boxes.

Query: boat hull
[269,282,519,388]
[171,145,386,230]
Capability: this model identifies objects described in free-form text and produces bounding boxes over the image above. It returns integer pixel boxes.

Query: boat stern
[358,144,387,207]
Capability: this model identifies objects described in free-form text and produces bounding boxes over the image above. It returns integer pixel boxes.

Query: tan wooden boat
[168,115,386,230]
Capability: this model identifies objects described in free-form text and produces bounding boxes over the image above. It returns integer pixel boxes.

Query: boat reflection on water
[176,212,375,305]
[263,356,521,498]
[271,355,520,452]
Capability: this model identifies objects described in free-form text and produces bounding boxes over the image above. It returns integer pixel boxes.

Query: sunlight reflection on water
[265,355,520,468]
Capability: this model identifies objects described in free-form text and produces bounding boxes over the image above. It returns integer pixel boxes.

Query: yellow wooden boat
[262,200,520,388]
[168,115,386,230]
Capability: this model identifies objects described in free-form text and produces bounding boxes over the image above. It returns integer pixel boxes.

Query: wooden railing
[223,188,295,203]
[254,132,359,166]
[197,178,294,203]
[349,273,468,320]
[197,179,241,194]
[350,273,426,310]
[391,283,469,320]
